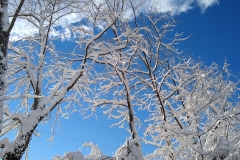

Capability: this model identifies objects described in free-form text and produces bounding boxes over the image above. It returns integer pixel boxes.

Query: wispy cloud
[137,0,219,15]
[196,0,219,11]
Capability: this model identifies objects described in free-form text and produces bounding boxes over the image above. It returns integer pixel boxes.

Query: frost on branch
[0,0,150,159]
[53,142,112,160]
[53,139,144,160]
[143,61,240,159]
[115,138,143,160]
[1,0,240,159]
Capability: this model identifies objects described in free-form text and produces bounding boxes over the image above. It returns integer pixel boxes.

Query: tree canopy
[0,0,239,159]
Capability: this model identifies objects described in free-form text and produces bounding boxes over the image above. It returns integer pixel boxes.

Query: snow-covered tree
[0,0,239,159]
[81,9,188,159]
[81,8,240,160]
[53,142,114,160]
[0,0,145,159]
[142,60,240,159]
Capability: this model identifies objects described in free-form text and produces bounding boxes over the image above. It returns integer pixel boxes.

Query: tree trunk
[0,0,9,133]
[2,114,42,159]
[2,131,33,160]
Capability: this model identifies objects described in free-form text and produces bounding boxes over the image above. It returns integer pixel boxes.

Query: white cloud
[9,0,219,40]
[57,13,85,27]
[138,0,219,15]
[196,0,219,11]
[10,18,38,41]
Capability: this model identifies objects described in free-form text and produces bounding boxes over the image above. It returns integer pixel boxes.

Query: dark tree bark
[0,0,9,133]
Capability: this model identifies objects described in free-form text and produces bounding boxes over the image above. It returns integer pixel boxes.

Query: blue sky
[175,0,240,72]
[20,0,240,159]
